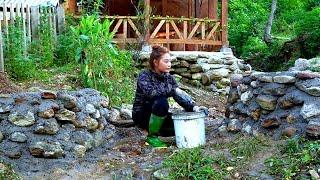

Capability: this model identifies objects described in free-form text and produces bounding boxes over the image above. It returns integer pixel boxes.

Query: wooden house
[66,0,228,51]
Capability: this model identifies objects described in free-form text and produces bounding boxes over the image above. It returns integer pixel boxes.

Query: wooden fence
[0,0,65,72]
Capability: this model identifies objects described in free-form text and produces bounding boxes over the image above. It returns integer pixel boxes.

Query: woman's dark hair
[149,45,169,70]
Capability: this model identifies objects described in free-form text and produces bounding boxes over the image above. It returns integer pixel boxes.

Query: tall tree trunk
[264,0,277,43]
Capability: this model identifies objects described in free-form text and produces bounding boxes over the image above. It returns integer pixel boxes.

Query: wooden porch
[67,0,228,51]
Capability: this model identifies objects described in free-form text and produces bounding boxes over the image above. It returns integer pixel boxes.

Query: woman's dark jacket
[132,69,195,117]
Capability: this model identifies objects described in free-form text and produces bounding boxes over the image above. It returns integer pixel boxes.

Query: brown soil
[0,72,19,94]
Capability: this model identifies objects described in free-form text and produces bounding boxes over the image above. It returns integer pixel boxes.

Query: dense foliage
[229,0,320,71]
[71,15,135,105]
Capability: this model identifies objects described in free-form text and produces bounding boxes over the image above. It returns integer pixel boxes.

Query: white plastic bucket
[172,111,206,148]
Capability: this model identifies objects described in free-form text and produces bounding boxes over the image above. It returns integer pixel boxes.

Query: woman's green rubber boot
[146,114,167,148]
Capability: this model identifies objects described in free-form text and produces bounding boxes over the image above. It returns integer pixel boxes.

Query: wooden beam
[221,0,228,46]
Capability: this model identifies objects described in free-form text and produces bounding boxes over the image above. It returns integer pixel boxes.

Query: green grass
[264,138,320,179]
[0,161,21,180]
[162,147,227,179]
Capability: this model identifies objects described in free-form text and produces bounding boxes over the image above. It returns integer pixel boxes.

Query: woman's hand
[193,105,208,115]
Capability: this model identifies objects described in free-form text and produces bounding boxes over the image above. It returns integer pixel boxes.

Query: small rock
[5,148,22,159]
[256,95,278,111]
[86,117,99,131]
[230,74,243,87]
[153,168,170,180]
[73,145,86,158]
[286,114,296,123]
[262,117,280,128]
[281,127,297,138]
[100,99,109,108]
[57,93,77,109]
[34,119,59,135]
[38,109,55,119]
[55,109,76,122]
[0,131,3,142]
[240,91,253,105]
[227,119,242,132]
[85,104,96,114]
[306,120,320,137]
[41,91,57,99]
[227,89,239,104]
[9,132,27,143]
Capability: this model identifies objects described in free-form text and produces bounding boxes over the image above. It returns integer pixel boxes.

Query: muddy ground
[0,73,276,179]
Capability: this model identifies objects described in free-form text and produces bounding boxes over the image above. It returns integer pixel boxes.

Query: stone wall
[223,70,320,139]
[138,51,251,95]
[0,88,115,159]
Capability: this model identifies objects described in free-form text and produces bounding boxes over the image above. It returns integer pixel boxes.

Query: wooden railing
[104,15,224,50]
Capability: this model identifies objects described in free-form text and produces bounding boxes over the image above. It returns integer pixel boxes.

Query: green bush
[71,15,135,105]
[296,7,320,58]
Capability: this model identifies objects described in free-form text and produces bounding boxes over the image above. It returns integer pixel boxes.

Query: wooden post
[0,23,4,72]
[31,6,40,40]
[195,0,200,18]
[57,6,65,34]
[221,0,228,46]
[68,0,77,14]
[209,0,218,19]
[144,0,150,44]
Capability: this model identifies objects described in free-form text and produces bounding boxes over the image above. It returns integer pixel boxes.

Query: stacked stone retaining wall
[224,70,320,139]
[138,51,251,95]
[0,88,115,159]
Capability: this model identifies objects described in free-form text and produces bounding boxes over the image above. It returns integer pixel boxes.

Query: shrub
[71,15,135,105]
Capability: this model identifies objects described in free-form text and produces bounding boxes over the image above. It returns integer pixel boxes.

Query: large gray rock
[29,141,64,158]
[295,78,320,96]
[273,75,296,84]
[300,102,320,120]
[8,111,35,127]
[290,58,309,71]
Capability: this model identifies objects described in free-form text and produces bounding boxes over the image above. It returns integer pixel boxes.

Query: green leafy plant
[4,17,36,80]
[79,0,104,15]
[71,15,135,105]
